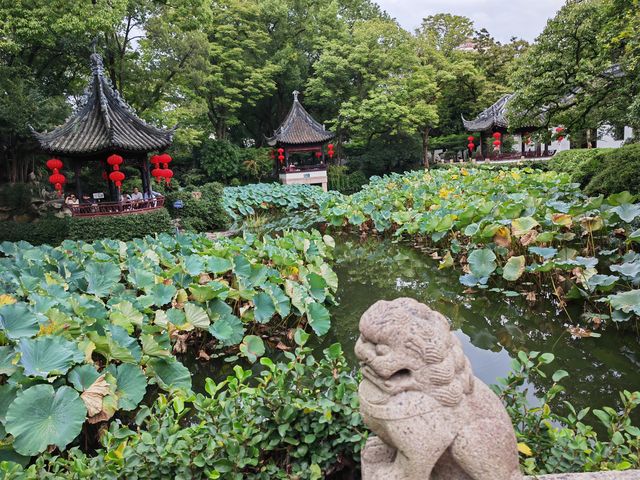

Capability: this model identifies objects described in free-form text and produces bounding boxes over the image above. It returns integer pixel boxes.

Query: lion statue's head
[355,298,474,407]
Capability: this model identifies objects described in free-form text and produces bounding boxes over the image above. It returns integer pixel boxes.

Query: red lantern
[46,158,63,171]
[492,132,502,140]
[161,169,174,184]
[107,154,123,168]
[493,140,501,146]
[468,143,475,151]
[158,153,172,168]
[555,127,564,133]
[109,170,125,188]
[49,172,66,194]
[151,167,163,183]
[277,148,284,155]
[467,136,475,142]
[557,136,564,142]
[150,155,161,166]
[315,151,322,159]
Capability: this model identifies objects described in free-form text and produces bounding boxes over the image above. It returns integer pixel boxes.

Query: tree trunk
[422,127,431,170]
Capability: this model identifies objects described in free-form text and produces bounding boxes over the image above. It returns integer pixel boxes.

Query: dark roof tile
[267,92,334,146]
[32,54,174,155]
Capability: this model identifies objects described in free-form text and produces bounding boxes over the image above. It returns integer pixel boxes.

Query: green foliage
[493,351,640,474]
[0,230,337,459]
[584,144,640,196]
[7,347,640,478]
[0,217,69,246]
[509,0,639,133]
[67,209,173,242]
[344,133,422,176]
[549,145,640,196]
[165,183,230,232]
[7,336,363,479]
[327,166,368,195]
[0,184,36,215]
[222,183,339,223]
[196,139,241,182]
[548,149,607,187]
[315,167,640,324]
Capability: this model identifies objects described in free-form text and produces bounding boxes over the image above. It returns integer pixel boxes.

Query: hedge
[547,148,606,186]
[0,217,69,246]
[67,208,173,242]
[328,166,368,194]
[584,144,640,196]
[1,209,173,246]
[548,144,640,195]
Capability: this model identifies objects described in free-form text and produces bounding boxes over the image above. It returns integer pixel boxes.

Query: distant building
[456,39,478,53]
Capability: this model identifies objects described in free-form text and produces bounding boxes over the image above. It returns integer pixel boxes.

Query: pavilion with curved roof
[32,53,174,216]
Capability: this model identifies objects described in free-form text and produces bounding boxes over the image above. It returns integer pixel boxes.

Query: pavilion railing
[69,196,165,217]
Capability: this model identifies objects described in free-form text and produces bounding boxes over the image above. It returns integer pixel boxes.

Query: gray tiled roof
[462,94,514,132]
[267,92,334,146]
[32,54,174,155]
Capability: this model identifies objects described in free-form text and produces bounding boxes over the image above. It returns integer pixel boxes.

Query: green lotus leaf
[182,255,205,276]
[529,247,558,259]
[106,363,147,411]
[239,335,265,363]
[109,301,145,334]
[5,384,87,456]
[68,364,100,391]
[189,282,228,302]
[85,261,121,297]
[608,290,640,315]
[306,273,327,302]
[0,346,19,376]
[17,336,83,378]
[612,203,640,223]
[253,293,275,324]
[206,256,233,274]
[0,303,43,340]
[511,217,539,236]
[109,325,143,363]
[306,302,331,336]
[209,314,245,346]
[0,384,19,424]
[141,333,172,357]
[263,283,291,318]
[146,284,177,307]
[502,256,526,282]
[467,248,497,279]
[147,358,192,391]
[182,303,210,330]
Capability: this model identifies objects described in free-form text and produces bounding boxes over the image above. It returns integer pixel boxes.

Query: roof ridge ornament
[293,90,300,101]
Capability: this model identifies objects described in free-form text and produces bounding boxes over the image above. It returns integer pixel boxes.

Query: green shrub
[0,217,69,245]
[328,165,367,194]
[196,139,240,182]
[584,144,640,196]
[8,347,640,479]
[165,182,230,232]
[548,148,606,186]
[15,334,362,480]
[67,208,173,242]
[238,147,274,183]
[0,183,37,215]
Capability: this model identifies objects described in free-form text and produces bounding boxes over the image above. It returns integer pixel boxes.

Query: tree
[508,0,639,137]
[0,0,127,183]
[418,14,474,54]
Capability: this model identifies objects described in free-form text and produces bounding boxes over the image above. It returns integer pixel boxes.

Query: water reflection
[316,235,640,414]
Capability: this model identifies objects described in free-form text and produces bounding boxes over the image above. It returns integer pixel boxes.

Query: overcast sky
[375,0,566,43]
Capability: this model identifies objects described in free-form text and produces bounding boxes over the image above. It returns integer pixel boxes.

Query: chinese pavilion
[31,53,175,216]
[267,91,334,191]
[462,94,554,160]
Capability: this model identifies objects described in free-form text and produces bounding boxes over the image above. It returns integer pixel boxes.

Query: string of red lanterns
[150,153,173,184]
[327,143,334,160]
[467,136,475,153]
[492,132,502,151]
[555,127,565,142]
[46,158,66,195]
[277,148,285,164]
[107,154,125,189]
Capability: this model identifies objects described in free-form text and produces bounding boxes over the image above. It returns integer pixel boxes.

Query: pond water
[188,233,640,415]
[316,235,640,414]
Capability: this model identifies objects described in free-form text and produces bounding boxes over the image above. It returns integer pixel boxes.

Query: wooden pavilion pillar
[73,159,83,200]
[479,132,484,159]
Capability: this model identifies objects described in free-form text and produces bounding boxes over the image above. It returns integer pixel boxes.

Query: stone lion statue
[356,298,523,480]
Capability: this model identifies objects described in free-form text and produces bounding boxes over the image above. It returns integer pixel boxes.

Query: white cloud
[375,0,565,43]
